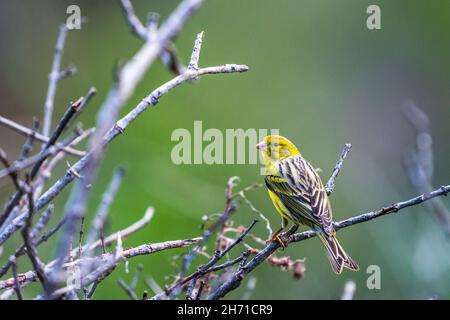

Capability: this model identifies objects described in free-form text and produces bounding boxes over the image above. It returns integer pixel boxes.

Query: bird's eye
[273,142,279,147]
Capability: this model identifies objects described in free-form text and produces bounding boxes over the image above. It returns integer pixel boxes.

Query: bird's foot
[266,228,287,248]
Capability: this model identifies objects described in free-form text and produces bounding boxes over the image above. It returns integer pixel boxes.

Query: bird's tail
[317,231,359,274]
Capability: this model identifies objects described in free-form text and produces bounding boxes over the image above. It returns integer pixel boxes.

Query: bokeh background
[0,0,449,299]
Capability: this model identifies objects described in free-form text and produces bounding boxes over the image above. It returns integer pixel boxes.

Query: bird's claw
[266,228,288,248]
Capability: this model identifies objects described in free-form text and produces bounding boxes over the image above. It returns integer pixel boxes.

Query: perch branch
[0,116,85,156]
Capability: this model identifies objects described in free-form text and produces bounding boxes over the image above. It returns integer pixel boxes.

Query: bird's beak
[256,141,267,151]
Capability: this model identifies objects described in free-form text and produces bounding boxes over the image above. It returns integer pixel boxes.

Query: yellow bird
[256,135,358,274]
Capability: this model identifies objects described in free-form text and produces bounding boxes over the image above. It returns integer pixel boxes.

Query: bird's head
[256,135,300,162]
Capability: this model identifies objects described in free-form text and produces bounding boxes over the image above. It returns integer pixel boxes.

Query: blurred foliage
[0,0,449,299]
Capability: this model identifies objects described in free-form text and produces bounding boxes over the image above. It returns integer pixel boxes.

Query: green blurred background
[0,0,449,299]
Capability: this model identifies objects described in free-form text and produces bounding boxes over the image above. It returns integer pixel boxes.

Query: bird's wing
[273,155,333,233]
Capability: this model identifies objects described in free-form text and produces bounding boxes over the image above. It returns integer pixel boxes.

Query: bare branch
[402,100,450,234]
[42,24,70,138]
[177,176,241,290]
[119,0,148,40]
[130,264,143,289]
[84,167,125,250]
[51,0,209,276]
[117,264,142,300]
[154,220,257,300]
[0,115,85,156]
[83,207,154,255]
[341,280,356,300]
[207,185,450,300]
[188,31,204,70]
[325,143,351,195]
[65,87,97,129]
[9,256,24,300]
[57,64,77,81]
[0,28,247,249]
[0,205,54,277]
[34,127,95,195]
[0,148,25,192]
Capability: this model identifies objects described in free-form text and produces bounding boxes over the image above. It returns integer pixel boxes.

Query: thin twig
[57,64,77,81]
[341,280,356,300]
[118,278,138,300]
[84,167,125,250]
[9,256,24,300]
[0,30,247,248]
[0,116,84,157]
[35,217,66,247]
[119,0,149,40]
[0,207,154,290]
[24,236,199,298]
[325,143,351,195]
[65,87,97,129]
[0,98,85,227]
[18,118,40,161]
[194,280,206,300]
[0,142,85,180]
[177,176,240,292]
[21,180,50,295]
[0,148,25,192]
